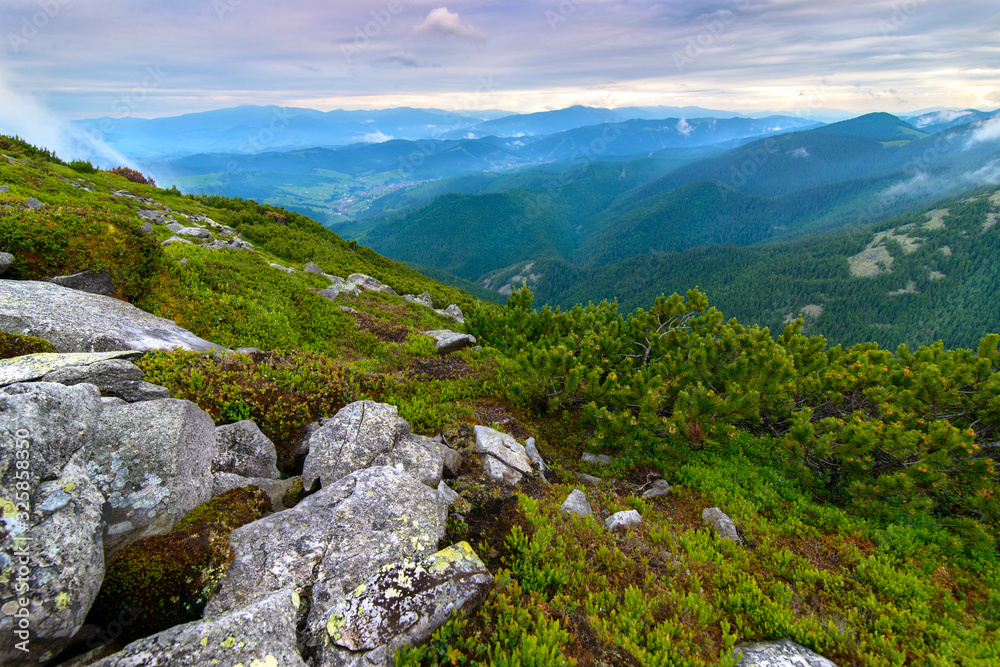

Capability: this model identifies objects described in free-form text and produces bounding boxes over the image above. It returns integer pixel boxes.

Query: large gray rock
[213,420,280,479]
[435,304,464,324]
[0,383,106,665]
[49,270,115,297]
[0,351,142,386]
[87,399,216,560]
[642,479,672,500]
[205,467,447,652]
[211,473,299,511]
[0,252,13,276]
[472,425,533,484]
[302,401,444,490]
[582,452,612,466]
[347,273,397,295]
[423,329,476,355]
[733,638,840,666]
[41,358,170,403]
[0,280,226,353]
[560,489,593,518]
[25,197,43,211]
[605,510,642,533]
[176,226,212,240]
[90,589,307,667]
[702,507,741,544]
[403,291,433,309]
[322,542,492,666]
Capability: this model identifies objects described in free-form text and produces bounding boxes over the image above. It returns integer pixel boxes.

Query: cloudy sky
[1,0,999,120]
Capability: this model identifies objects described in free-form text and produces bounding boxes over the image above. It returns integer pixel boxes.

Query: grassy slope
[2,138,998,665]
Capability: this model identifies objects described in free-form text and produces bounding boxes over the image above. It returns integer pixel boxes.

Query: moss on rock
[0,330,57,359]
[86,486,271,645]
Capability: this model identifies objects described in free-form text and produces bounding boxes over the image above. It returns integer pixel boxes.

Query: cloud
[376,51,429,68]
[912,109,973,128]
[966,116,1000,147]
[363,130,393,143]
[412,7,486,43]
[962,160,1000,186]
[789,147,810,158]
[0,71,134,169]
[676,117,694,136]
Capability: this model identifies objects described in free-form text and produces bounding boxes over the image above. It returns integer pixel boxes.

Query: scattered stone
[25,197,43,210]
[733,638,840,666]
[582,452,612,466]
[641,479,672,500]
[438,304,465,324]
[89,589,307,667]
[137,209,168,224]
[576,472,603,487]
[139,221,153,236]
[304,261,325,275]
[87,398,217,560]
[439,442,463,478]
[0,351,141,386]
[561,489,593,518]
[524,437,550,480]
[303,401,445,490]
[0,252,13,276]
[268,261,295,274]
[0,185,9,193]
[348,272,397,295]
[404,291,433,308]
[41,358,170,403]
[0,383,106,665]
[49,270,115,297]
[214,420,280,479]
[206,238,254,251]
[437,480,461,505]
[472,425,534,485]
[0,279,226,353]
[161,235,193,246]
[702,507,741,544]
[176,226,212,240]
[321,542,492,665]
[605,510,642,533]
[101,396,128,408]
[423,329,477,355]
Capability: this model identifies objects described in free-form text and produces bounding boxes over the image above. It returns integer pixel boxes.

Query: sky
[1,0,999,123]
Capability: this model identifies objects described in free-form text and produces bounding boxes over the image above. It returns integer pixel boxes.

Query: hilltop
[1,135,999,666]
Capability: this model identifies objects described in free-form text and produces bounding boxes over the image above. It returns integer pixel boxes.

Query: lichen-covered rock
[305,261,325,275]
[435,304,464,324]
[702,507,741,544]
[422,330,476,355]
[524,437,550,480]
[86,487,271,645]
[90,589,307,667]
[0,351,142,386]
[733,638,840,666]
[403,291,433,309]
[302,402,444,490]
[0,383,106,665]
[605,510,642,533]
[0,252,13,276]
[322,542,492,666]
[0,280,226,353]
[560,489,593,518]
[49,270,115,297]
[347,273,397,295]
[205,467,447,650]
[472,426,533,485]
[212,473,299,511]
[87,399,217,560]
[582,452,612,466]
[213,420,280,479]
[42,358,170,403]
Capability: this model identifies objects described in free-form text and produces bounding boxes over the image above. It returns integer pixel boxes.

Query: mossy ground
[0,330,56,359]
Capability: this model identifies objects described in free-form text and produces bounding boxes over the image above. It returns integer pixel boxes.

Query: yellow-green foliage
[0,331,56,359]
[404,437,1000,665]
[86,486,271,646]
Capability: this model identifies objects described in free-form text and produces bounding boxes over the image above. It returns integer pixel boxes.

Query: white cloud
[789,147,810,158]
[676,117,694,137]
[413,7,486,43]
[363,130,393,143]
[966,116,1000,147]
[913,109,973,128]
[962,160,1000,186]
[0,71,134,169]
